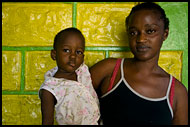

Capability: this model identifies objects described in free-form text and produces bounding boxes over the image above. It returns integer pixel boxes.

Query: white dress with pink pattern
[39,63,100,125]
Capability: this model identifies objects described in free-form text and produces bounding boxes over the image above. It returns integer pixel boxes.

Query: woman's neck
[131,57,160,75]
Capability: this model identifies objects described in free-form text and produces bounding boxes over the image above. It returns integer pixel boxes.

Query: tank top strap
[120,58,125,79]
[166,75,175,108]
[107,58,122,92]
[166,75,173,96]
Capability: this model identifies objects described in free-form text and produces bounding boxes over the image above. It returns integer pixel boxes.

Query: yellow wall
[2,2,187,125]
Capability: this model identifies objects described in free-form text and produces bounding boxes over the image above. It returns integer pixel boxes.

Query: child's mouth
[69,62,76,67]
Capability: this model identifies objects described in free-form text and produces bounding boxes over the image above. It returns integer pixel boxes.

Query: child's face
[127,9,168,61]
[53,33,85,73]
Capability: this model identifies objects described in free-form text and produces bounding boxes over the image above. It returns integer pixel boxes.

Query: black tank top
[99,58,174,125]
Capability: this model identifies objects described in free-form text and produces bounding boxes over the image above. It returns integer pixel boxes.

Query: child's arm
[172,80,188,125]
[90,58,118,90]
[40,89,56,125]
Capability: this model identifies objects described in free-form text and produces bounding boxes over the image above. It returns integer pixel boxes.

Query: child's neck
[53,71,77,81]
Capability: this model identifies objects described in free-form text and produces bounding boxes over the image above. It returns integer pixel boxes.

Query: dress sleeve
[39,81,59,103]
[38,66,58,101]
[39,77,67,104]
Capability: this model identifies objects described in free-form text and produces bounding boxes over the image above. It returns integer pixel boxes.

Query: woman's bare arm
[172,80,188,125]
[90,58,118,90]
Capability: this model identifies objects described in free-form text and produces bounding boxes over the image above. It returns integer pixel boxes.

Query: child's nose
[70,51,76,58]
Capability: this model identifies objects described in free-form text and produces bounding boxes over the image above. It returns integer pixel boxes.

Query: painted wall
[2,2,188,125]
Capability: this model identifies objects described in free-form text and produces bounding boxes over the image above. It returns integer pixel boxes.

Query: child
[90,2,188,125]
[39,27,100,125]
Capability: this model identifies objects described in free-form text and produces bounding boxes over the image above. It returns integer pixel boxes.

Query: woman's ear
[163,28,169,41]
[51,50,56,60]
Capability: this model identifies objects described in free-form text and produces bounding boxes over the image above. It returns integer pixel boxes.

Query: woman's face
[127,9,168,61]
[53,33,85,74]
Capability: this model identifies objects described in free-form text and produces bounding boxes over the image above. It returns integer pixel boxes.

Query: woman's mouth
[136,45,150,52]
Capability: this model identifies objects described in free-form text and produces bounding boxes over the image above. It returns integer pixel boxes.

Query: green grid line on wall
[72,2,77,28]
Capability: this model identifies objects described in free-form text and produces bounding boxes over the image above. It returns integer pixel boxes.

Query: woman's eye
[129,31,137,36]
[63,49,70,53]
[76,51,83,55]
[147,29,156,34]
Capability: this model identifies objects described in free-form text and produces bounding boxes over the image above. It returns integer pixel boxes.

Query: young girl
[90,2,188,125]
[39,27,100,125]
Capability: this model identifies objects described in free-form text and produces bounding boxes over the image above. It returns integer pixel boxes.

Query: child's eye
[76,50,83,55]
[63,49,70,53]
[147,29,156,34]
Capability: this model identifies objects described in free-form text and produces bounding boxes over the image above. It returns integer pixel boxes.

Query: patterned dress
[39,63,100,125]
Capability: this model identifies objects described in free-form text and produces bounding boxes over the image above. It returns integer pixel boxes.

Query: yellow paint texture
[2,3,72,46]
[84,51,106,67]
[2,95,22,125]
[110,51,134,58]
[20,95,41,124]
[2,51,21,91]
[77,3,136,46]
[158,51,182,81]
[2,95,42,125]
[25,51,56,91]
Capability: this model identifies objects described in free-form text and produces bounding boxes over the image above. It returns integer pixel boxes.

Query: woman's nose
[137,33,147,43]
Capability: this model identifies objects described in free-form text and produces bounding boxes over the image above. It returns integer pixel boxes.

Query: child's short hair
[126,2,169,30]
[53,27,85,50]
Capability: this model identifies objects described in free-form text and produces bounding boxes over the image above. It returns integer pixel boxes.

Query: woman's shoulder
[97,57,119,64]
[90,58,120,75]
[172,77,188,124]
[173,78,188,96]
[91,58,120,68]
[89,58,122,89]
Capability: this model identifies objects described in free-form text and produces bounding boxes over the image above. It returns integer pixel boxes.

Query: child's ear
[51,49,56,60]
[163,29,169,41]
